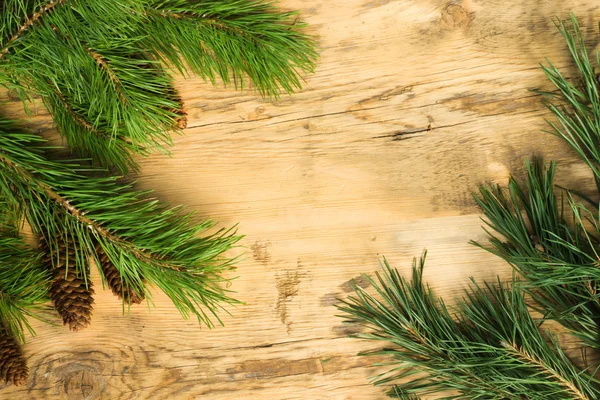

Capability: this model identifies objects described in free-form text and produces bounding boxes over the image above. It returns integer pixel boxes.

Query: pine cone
[175,111,188,129]
[40,235,94,331]
[0,329,27,386]
[96,245,145,305]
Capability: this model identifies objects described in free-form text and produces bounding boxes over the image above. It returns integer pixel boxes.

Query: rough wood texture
[2,0,600,398]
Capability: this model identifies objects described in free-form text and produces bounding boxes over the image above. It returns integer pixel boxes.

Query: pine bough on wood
[0,0,316,174]
[338,15,600,399]
[0,0,316,386]
[338,254,600,399]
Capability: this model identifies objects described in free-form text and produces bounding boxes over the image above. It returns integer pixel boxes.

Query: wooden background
[3,0,600,398]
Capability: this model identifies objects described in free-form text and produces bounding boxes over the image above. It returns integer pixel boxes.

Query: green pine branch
[0,118,242,327]
[0,0,314,385]
[469,15,600,348]
[340,14,600,400]
[0,227,51,343]
[473,159,600,347]
[0,0,317,173]
[337,254,600,399]
[141,0,318,98]
[539,15,600,190]
[1,0,188,173]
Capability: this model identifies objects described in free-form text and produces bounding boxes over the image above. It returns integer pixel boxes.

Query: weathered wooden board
[2,0,600,398]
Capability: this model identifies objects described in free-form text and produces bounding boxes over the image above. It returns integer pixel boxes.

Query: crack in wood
[372,124,433,140]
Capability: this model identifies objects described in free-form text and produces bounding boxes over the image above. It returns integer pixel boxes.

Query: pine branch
[83,46,128,105]
[142,0,318,98]
[470,16,600,348]
[0,118,242,326]
[7,12,182,173]
[0,226,39,388]
[501,341,588,400]
[473,158,600,347]
[341,14,600,400]
[43,84,143,173]
[0,0,317,173]
[0,0,65,58]
[539,15,600,188]
[337,254,600,399]
[0,229,50,343]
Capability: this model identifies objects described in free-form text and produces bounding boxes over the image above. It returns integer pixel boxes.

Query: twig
[502,341,589,400]
[0,153,181,272]
[0,0,66,60]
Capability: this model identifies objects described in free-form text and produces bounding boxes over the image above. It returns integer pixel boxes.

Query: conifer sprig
[473,159,600,347]
[340,14,600,399]
[470,15,600,348]
[0,0,317,173]
[0,0,171,173]
[142,0,318,98]
[0,228,50,343]
[539,15,600,189]
[0,118,242,327]
[337,255,600,399]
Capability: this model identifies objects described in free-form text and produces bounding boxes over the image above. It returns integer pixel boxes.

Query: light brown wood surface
[3,0,600,398]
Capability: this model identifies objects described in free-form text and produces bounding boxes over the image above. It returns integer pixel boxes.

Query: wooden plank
[2,0,600,398]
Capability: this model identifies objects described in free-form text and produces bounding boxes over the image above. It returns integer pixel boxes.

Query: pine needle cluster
[0,0,317,173]
[338,15,600,399]
[0,123,242,326]
[0,0,316,386]
[0,228,49,385]
[338,255,600,399]
[475,15,600,349]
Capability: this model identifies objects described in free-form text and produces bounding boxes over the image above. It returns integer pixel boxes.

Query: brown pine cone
[0,329,27,386]
[175,112,188,129]
[40,235,94,332]
[96,245,145,305]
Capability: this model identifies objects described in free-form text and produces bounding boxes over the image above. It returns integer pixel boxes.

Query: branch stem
[502,341,589,400]
[0,152,180,272]
[0,0,66,59]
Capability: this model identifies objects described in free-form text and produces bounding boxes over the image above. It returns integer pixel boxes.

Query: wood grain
[2,0,600,398]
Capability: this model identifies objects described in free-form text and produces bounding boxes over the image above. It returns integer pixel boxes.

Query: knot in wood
[440,3,472,30]
[55,362,103,400]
